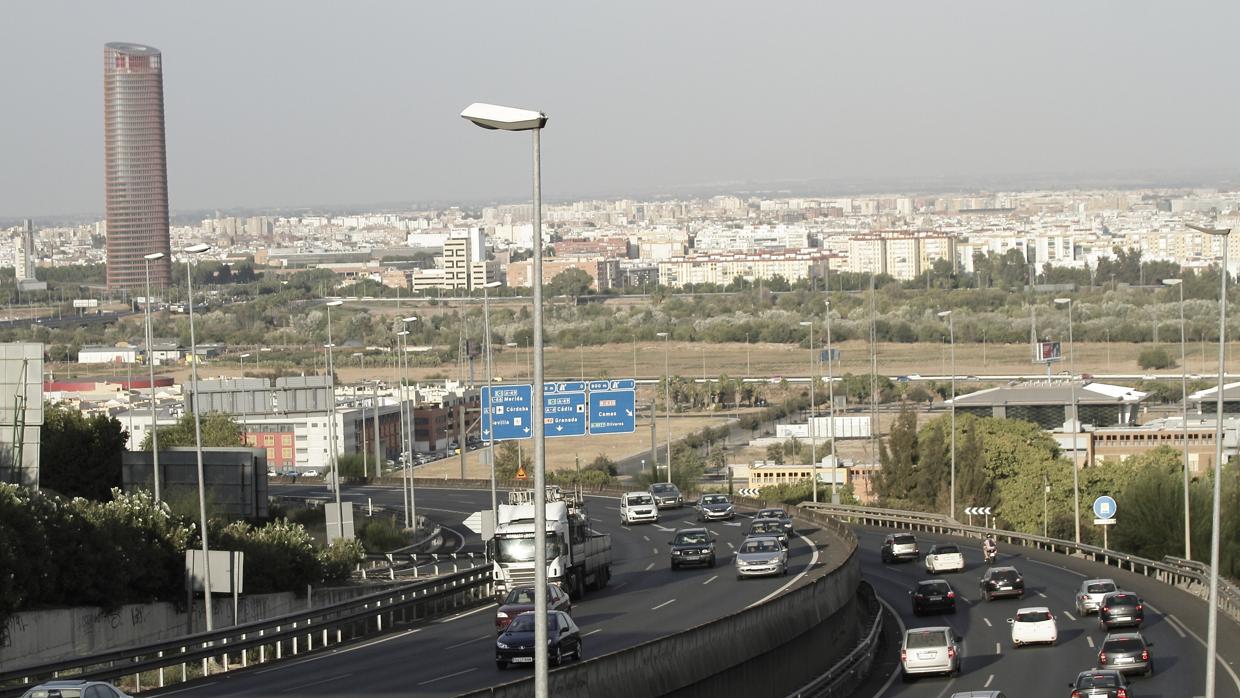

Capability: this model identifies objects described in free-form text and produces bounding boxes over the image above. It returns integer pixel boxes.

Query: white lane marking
[1063,610,1077,621]
[703,575,718,585]
[1036,591,1047,598]
[958,595,973,605]
[727,542,736,550]
[869,596,906,698]
[1163,613,1189,639]
[651,547,659,555]
[1026,558,1087,577]
[653,524,675,532]
[644,562,655,571]
[443,634,489,650]
[994,642,1001,654]
[584,628,602,637]
[435,603,497,624]
[983,617,992,627]
[651,598,677,611]
[642,535,650,542]
[417,667,477,686]
[724,522,742,527]
[151,682,217,696]
[612,581,628,590]
[984,674,994,688]
[884,566,899,572]
[605,506,620,511]
[281,673,354,692]
[747,531,820,609]
[1166,613,1240,693]
[251,628,424,676]
[1086,636,1095,648]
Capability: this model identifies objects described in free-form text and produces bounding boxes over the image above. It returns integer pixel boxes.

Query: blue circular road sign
[1092,495,1117,520]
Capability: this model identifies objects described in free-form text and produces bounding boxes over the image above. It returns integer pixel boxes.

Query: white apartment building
[692,224,809,252]
[657,249,831,288]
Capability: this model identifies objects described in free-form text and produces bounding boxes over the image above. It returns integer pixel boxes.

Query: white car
[1009,606,1057,647]
[924,544,965,574]
[1075,578,1117,615]
[302,469,319,477]
[620,491,659,525]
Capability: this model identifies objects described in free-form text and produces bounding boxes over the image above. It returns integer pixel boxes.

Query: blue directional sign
[543,382,587,438]
[481,384,533,441]
[1092,496,1117,520]
[588,380,636,434]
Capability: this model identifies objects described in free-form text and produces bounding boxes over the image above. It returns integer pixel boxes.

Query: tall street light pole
[799,321,817,502]
[238,353,250,439]
[324,300,344,541]
[938,311,956,520]
[395,329,412,528]
[143,251,164,502]
[353,352,368,480]
[461,101,551,697]
[1164,278,1192,560]
[481,280,502,527]
[826,300,838,504]
[1187,222,1231,698]
[1054,297,1082,546]
[657,332,672,481]
[184,242,215,631]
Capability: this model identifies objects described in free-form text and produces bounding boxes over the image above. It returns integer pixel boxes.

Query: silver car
[950,693,1007,698]
[901,626,961,680]
[735,536,787,579]
[21,681,133,698]
[1075,578,1117,615]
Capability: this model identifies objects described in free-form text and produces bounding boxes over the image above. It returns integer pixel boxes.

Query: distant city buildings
[103,43,172,290]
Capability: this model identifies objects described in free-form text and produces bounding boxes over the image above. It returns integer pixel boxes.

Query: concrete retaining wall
[463,519,861,698]
[0,584,394,672]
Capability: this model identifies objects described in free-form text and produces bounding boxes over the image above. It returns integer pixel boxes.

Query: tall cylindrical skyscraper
[104,42,172,289]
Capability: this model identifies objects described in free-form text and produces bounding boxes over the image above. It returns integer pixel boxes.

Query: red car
[495,585,572,632]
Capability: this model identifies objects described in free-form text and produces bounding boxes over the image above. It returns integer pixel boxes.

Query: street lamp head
[799,321,812,327]
[1162,279,1183,287]
[184,243,211,254]
[937,310,952,318]
[325,301,344,309]
[1054,297,1072,306]
[460,103,547,131]
[351,352,362,358]
[505,342,518,347]
[402,316,418,323]
[396,330,410,337]
[483,281,502,288]
[1187,223,1232,237]
[656,332,669,338]
[409,346,433,352]
[240,353,251,359]
[143,252,165,261]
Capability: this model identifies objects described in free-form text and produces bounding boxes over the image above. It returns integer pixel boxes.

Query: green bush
[358,514,409,553]
[319,539,365,584]
[1137,347,1175,370]
[213,519,322,595]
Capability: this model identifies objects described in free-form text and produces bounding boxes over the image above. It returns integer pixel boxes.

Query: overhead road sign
[588,380,636,434]
[964,506,993,516]
[482,384,533,441]
[543,382,586,437]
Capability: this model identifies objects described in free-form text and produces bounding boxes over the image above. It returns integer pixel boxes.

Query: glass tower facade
[104,42,172,289]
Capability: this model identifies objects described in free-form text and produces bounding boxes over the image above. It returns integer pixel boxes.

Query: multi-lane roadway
[153,485,838,697]
[860,526,1240,698]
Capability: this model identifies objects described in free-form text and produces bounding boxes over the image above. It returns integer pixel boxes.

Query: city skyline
[4,2,1240,218]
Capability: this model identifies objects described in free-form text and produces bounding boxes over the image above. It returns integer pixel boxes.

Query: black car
[1098,591,1144,630]
[669,527,716,569]
[649,482,683,509]
[1067,669,1130,697]
[747,519,789,547]
[696,493,736,521]
[1097,632,1153,676]
[754,507,794,533]
[911,579,957,616]
[978,566,1025,601]
[495,611,583,669]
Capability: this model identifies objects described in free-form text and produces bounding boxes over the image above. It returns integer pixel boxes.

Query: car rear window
[892,534,915,544]
[905,630,948,649]
[1087,582,1116,594]
[1078,673,1120,688]
[1016,610,1053,622]
[1109,594,1139,605]
[992,570,1021,582]
[919,582,950,594]
[1103,638,1144,652]
[934,545,959,554]
[22,691,84,698]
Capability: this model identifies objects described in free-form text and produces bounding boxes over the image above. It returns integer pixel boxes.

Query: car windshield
[626,495,654,506]
[758,509,785,517]
[507,614,558,633]
[892,534,915,544]
[934,545,959,555]
[751,521,777,533]
[906,630,948,649]
[1016,610,1053,622]
[1087,582,1117,594]
[651,484,675,494]
[496,537,561,563]
[1078,674,1120,688]
[741,539,780,553]
[674,531,709,545]
[1104,638,1144,652]
[702,495,727,505]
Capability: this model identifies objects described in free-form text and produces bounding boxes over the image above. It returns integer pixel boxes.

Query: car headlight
[497,641,511,649]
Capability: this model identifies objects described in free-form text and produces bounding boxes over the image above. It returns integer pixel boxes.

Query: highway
[153,485,839,697]
[858,526,1240,698]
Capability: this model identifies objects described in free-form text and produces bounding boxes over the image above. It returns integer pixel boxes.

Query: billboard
[1034,341,1062,363]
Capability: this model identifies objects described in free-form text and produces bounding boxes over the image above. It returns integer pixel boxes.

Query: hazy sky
[5,2,1240,218]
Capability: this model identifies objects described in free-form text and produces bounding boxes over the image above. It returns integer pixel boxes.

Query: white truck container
[489,487,612,600]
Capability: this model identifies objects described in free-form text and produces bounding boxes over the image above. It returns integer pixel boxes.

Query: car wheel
[709,555,716,568]
[496,661,507,670]
[575,640,584,661]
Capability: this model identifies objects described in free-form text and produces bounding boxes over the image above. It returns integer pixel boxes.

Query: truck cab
[490,487,612,600]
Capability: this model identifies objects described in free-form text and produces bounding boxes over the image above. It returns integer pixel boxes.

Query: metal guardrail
[0,565,493,697]
[800,502,1240,626]
[787,582,883,698]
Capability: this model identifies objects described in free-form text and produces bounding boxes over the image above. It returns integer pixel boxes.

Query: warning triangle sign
[516,464,528,480]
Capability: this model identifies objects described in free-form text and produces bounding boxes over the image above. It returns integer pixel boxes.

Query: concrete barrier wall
[0,584,394,672]
[464,522,861,698]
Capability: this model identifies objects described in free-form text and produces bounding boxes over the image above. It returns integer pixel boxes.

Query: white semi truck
[489,487,612,600]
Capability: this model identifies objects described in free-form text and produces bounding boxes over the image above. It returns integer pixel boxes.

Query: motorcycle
[983,546,997,565]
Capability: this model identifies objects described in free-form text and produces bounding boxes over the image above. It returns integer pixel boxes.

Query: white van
[620,491,659,525]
